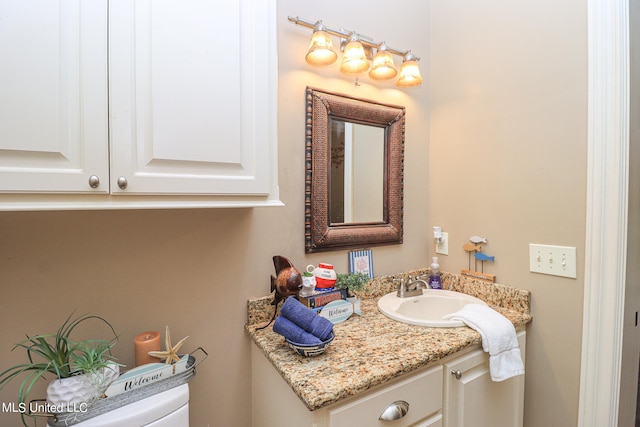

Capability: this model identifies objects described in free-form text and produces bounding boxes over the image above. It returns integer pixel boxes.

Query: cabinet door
[443,331,526,427]
[0,0,109,193]
[109,0,277,196]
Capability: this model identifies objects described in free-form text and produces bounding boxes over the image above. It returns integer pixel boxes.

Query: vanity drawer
[327,365,443,427]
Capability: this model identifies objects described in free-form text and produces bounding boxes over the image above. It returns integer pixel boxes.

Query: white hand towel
[443,303,525,382]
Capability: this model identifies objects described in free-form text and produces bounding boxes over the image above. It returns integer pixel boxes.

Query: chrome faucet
[394,275,430,298]
[394,278,407,297]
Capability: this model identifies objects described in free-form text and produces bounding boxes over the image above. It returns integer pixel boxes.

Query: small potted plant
[0,312,121,426]
[46,338,121,407]
[334,272,371,297]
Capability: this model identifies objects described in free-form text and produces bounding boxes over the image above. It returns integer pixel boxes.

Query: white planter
[47,363,119,406]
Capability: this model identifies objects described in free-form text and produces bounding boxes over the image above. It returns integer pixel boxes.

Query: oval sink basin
[377,289,487,327]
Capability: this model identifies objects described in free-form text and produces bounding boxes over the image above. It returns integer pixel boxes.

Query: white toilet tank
[47,384,189,427]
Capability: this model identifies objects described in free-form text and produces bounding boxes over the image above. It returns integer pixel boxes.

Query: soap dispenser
[429,257,442,289]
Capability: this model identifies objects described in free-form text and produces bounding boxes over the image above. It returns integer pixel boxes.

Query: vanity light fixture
[288,16,422,87]
[396,52,423,87]
[369,44,398,80]
[340,34,370,75]
[305,21,338,66]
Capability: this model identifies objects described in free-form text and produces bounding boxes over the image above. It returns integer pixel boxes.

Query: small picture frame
[349,249,374,278]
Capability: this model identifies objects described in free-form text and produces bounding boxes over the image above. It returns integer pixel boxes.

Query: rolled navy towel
[273,315,323,345]
[281,296,334,341]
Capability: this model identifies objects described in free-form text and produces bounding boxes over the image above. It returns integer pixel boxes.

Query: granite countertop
[246,270,533,411]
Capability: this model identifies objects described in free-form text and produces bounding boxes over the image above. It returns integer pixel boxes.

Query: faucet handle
[393,277,406,297]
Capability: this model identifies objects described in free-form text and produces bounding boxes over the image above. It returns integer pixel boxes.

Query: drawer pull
[451,369,462,380]
[378,400,409,421]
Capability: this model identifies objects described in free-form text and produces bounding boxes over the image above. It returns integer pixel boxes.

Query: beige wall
[430,1,587,426]
[0,1,430,426]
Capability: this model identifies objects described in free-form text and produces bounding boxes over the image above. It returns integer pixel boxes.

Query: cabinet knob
[88,175,100,189]
[451,369,462,380]
[117,176,128,190]
[378,400,409,421]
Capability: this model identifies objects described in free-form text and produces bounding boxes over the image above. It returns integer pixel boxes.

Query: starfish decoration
[148,326,189,364]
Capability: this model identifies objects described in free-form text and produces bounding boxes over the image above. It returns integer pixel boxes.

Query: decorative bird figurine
[270,255,302,307]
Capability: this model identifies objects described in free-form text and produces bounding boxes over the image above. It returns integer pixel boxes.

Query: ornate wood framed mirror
[305,87,405,253]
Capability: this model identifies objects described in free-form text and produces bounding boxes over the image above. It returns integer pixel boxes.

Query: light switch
[529,244,577,279]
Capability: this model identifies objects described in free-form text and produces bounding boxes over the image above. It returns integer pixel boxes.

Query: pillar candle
[134,331,160,366]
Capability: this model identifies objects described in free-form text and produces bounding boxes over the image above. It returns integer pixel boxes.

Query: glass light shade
[369,49,397,80]
[305,30,338,66]
[340,40,369,75]
[396,59,423,87]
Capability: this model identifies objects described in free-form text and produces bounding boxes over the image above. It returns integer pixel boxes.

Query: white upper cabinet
[108,0,277,197]
[0,1,109,194]
[0,0,280,209]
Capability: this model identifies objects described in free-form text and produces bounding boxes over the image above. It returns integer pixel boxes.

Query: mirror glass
[305,87,405,253]
[330,120,385,224]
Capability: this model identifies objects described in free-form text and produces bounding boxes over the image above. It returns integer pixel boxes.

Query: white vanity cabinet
[251,344,443,427]
[251,330,526,427]
[443,331,526,427]
[0,0,280,210]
